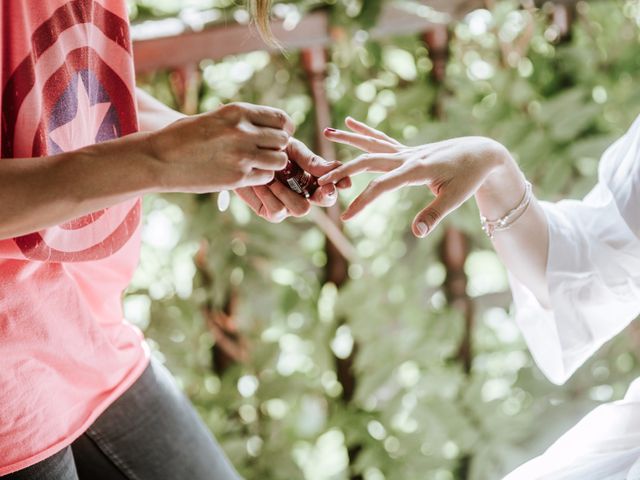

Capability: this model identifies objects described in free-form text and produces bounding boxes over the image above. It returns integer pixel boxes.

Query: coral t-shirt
[0,1,149,474]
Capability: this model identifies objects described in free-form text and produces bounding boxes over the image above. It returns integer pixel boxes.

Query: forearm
[0,88,183,240]
[0,132,158,240]
[136,87,185,132]
[475,151,551,307]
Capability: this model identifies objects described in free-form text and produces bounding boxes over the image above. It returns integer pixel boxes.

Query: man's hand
[235,138,351,223]
[135,89,350,222]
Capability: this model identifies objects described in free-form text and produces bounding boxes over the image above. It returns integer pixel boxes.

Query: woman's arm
[323,116,640,384]
[321,118,551,306]
[0,102,294,240]
[475,154,550,307]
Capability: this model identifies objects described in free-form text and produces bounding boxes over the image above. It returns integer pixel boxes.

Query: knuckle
[424,208,441,224]
[238,158,253,173]
[221,102,240,115]
[309,154,322,166]
[240,124,255,137]
[278,131,291,145]
[288,137,302,150]
[273,110,288,127]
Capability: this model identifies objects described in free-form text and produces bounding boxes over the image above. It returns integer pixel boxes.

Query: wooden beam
[132,1,484,73]
[132,11,329,73]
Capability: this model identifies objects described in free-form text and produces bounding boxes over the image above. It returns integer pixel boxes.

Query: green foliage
[130,1,640,479]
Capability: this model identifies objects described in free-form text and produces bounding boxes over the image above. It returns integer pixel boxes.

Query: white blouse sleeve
[509,116,640,385]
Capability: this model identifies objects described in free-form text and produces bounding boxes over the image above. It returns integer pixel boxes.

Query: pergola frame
[131,1,484,72]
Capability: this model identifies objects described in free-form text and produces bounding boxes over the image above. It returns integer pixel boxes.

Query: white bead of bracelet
[480,181,532,239]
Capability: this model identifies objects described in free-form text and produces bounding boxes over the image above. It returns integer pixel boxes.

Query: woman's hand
[148,102,294,193]
[320,117,512,237]
[235,138,352,223]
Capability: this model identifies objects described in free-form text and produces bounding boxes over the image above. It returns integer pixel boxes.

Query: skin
[0,90,350,240]
[321,116,551,308]
[136,89,351,222]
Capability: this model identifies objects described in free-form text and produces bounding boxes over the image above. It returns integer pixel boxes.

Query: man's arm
[0,133,157,239]
[0,102,295,240]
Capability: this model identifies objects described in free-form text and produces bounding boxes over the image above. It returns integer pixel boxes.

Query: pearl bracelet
[480,180,532,239]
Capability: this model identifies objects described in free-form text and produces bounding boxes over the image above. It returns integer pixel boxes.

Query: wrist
[475,145,527,220]
[138,129,177,193]
[97,131,166,195]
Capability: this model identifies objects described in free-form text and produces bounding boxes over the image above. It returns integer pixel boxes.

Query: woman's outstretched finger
[341,168,412,220]
[345,116,404,146]
[318,153,404,185]
[324,128,398,153]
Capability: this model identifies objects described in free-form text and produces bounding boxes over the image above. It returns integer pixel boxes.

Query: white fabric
[505,115,640,479]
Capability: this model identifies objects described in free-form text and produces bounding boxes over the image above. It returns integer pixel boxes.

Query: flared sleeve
[508,116,640,385]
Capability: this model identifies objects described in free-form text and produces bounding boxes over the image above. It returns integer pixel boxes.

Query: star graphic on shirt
[49,77,111,152]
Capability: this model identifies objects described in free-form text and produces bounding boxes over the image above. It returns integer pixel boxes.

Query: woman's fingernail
[324,128,336,133]
[416,222,428,237]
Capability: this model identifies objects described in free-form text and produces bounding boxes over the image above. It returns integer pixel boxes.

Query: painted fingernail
[416,222,428,237]
[324,128,337,133]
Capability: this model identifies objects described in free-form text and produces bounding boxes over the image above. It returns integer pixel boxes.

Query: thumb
[412,193,458,238]
[286,138,339,176]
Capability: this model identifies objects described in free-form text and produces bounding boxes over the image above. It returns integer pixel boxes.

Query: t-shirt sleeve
[508,116,640,385]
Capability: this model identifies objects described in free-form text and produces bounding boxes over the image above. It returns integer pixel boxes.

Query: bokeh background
[125,1,640,478]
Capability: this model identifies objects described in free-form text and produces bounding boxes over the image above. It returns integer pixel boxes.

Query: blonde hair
[251,0,277,45]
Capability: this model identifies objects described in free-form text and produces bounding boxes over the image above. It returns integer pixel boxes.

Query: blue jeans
[3,359,242,480]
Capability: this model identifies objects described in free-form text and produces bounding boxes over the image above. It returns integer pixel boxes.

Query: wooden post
[171,64,246,375]
[194,239,247,376]
[424,25,474,480]
[168,63,200,115]
[301,45,356,400]
[552,3,576,43]
[423,24,449,119]
[423,25,449,84]
[302,46,361,480]
[440,229,474,373]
